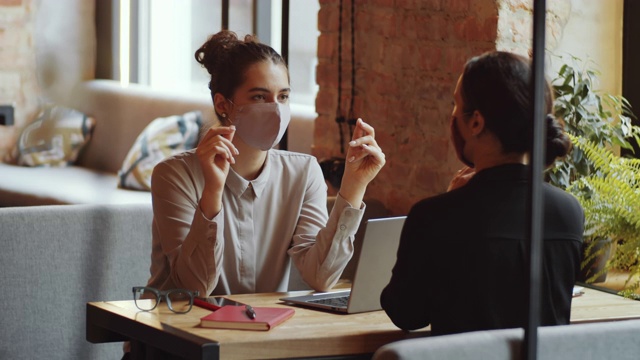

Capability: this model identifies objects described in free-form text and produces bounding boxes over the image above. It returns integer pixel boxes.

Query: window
[110,0,319,107]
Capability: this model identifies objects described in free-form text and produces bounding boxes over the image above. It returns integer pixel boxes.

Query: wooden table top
[87,287,640,360]
[88,289,428,359]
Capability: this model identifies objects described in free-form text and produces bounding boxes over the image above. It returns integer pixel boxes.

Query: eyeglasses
[132,286,199,314]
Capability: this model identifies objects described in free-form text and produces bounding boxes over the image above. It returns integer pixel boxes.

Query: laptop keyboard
[308,295,350,308]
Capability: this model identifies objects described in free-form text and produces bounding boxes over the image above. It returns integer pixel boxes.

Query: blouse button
[340,224,347,231]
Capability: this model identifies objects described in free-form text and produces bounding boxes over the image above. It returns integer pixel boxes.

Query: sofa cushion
[118,110,203,191]
[14,105,96,167]
[63,80,215,173]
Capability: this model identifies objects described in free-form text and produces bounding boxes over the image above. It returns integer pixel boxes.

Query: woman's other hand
[196,125,239,218]
[447,166,475,191]
[339,118,386,206]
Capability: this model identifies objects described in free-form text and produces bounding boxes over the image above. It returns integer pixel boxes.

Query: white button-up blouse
[146,149,365,296]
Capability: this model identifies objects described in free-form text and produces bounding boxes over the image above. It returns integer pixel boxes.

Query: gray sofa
[373,319,640,360]
[0,203,153,359]
[0,197,387,359]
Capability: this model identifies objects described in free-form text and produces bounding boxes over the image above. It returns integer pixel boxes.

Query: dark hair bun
[194,30,278,99]
[545,114,571,166]
[195,31,241,87]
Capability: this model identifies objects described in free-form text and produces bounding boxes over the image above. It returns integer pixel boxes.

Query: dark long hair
[461,51,570,166]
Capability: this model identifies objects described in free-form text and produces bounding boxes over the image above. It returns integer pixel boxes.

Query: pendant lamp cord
[347,0,356,139]
[336,0,345,154]
[335,0,356,153]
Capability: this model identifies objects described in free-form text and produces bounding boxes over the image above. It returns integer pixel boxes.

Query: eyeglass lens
[166,289,194,314]
[133,287,195,314]
[133,287,159,311]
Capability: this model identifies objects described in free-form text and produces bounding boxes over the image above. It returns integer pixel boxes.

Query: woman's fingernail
[349,141,356,146]
[348,156,355,162]
[230,125,236,130]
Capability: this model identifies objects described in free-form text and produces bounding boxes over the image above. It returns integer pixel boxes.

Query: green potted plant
[548,54,640,296]
[566,135,640,298]
[548,54,639,189]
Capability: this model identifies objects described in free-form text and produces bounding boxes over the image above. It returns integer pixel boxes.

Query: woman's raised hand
[339,118,386,206]
[196,125,238,218]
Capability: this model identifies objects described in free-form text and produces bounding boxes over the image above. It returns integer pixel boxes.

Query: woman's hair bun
[195,31,240,79]
[194,30,282,98]
[545,114,571,166]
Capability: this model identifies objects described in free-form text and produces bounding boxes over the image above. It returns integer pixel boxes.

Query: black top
[381,164,584,335]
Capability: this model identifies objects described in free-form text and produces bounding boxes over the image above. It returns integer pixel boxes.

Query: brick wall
[315,0,571,215]
[496,0,570,54]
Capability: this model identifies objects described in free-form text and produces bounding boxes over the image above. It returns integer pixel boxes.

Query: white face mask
[231,102,291,151]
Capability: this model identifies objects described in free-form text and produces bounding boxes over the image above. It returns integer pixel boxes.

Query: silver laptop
[280,216,406,314]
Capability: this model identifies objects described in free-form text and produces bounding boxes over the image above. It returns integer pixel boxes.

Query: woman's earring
[221,113,227,118]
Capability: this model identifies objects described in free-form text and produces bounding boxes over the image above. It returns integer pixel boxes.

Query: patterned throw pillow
[118,111,203,191]
[16,106,96,167]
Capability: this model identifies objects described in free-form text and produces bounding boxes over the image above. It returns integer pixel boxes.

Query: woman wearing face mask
[380,51,584,335]
[145,31,385,296]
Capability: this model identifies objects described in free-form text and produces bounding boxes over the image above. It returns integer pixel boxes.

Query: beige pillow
[118,111,202,191]
[16,106,96,167]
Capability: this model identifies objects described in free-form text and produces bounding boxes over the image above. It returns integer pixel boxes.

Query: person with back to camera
[145,30,386,296]
[380,51,584,335]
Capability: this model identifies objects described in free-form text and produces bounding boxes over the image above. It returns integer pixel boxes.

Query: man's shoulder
[410,188,465,214]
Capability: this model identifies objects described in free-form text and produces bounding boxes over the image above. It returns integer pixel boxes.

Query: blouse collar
[225,152,271,198]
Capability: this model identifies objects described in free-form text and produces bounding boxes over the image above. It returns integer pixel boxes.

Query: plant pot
[577,237,613,283]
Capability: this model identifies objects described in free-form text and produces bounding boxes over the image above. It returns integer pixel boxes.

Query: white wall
[35,0,96,103]
[551,0,623,95]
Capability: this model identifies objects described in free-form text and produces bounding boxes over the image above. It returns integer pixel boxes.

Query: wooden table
[87,287,640,360]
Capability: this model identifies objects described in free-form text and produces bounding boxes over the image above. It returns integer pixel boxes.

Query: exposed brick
[318,6,339,32]
[361,0,396,7]
[414,164,448,193]
[317,33,336,59]
[417,45,443,72]
[315,87,337,115]
[402,13,418,39]
[369,10,397,38]
[0,0,22,6]
[446,0,472,13]
[443,46,474,74]
[417,14,449,42]
[315,0,573,215]
[315,62,338,87]
[398,0,442,11]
